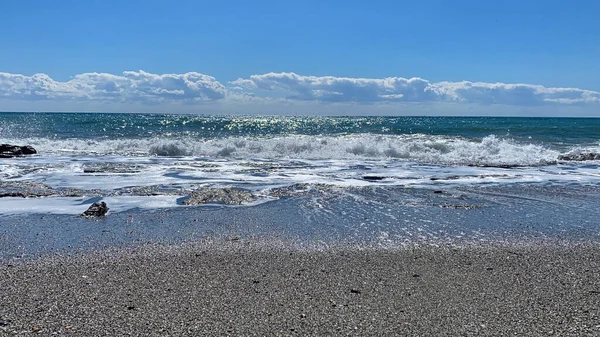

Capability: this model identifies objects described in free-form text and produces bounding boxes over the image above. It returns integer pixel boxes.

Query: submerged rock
[0,182,54,198]
[268,183,340,198]
[80,201,109,217]
[183,187,255,205]
[83,163,142,174]
[0,144,36,158]
[558,152,600,161]
[363,176,386,181]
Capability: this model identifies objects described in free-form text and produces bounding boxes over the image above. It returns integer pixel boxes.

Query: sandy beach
[1,240,599,336]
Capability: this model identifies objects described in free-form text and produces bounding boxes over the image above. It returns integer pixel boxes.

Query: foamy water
[1,113,599,215]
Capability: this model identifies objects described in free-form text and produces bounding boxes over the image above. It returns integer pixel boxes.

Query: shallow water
[1,185,599,259]
[1,113,599,258]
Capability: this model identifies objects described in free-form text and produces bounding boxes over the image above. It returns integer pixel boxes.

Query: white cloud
[0,70,599,114]
[232,72,600,105]
[0,70,226,102]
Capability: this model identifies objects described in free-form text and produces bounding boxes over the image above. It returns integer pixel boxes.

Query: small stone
[80,201,109,217]
[412,274,420,278]
[350,289,361,294]
[486,267,494,271]
[65,325,73,330]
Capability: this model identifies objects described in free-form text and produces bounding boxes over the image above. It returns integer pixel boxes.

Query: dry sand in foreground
[1,241,600,336]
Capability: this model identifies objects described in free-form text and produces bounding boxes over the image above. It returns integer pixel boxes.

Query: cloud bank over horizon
[0,70,226,103]
[1,70,599,115]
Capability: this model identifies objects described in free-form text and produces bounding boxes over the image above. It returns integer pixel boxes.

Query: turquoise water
[1,112,599,149]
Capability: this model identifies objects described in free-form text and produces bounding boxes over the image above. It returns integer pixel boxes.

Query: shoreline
[2,239,599,335]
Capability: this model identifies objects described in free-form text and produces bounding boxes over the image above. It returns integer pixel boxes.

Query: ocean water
[1,112,599,256]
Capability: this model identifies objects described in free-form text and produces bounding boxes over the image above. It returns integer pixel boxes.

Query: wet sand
[1,240,600,336]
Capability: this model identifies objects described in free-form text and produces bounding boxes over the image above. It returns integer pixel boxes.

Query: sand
[1,240,600,336]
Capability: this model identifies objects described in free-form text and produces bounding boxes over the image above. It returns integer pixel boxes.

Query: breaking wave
[1,134,579,167]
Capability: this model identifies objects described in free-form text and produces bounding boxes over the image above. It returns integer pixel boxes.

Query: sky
[1,0,599,116]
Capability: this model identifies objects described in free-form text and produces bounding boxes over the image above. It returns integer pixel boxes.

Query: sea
[1,112,599,257]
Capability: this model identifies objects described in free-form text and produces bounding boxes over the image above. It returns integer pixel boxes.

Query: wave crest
[0,134,567,167]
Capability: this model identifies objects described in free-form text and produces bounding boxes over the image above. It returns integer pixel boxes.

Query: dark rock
[0,192,26,198]
[183,187,255,205]
[558,152,600,161]
[363,176,386,181]
[350,289,361,294]
[467,164,520,168]
[80,201,109,217]
[430,175,461,181]
[0,144,37,158]
[440,204,480,210]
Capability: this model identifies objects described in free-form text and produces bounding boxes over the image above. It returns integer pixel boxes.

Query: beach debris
[80,201,109,217]
[183,187,255,205]
[0,144,37,158]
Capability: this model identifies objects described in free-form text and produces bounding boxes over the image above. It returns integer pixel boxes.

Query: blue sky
[1,0,599,115]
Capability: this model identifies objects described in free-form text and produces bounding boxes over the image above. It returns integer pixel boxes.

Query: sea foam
[0,134,567,167]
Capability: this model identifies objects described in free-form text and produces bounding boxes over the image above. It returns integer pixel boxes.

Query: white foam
[0,196,182,216]
[0,134,561,166]
[1,134,599,216]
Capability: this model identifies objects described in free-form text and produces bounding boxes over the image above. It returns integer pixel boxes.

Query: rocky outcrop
[183,188,255,205]
[80,201,109,217]
[0,144,37,158]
